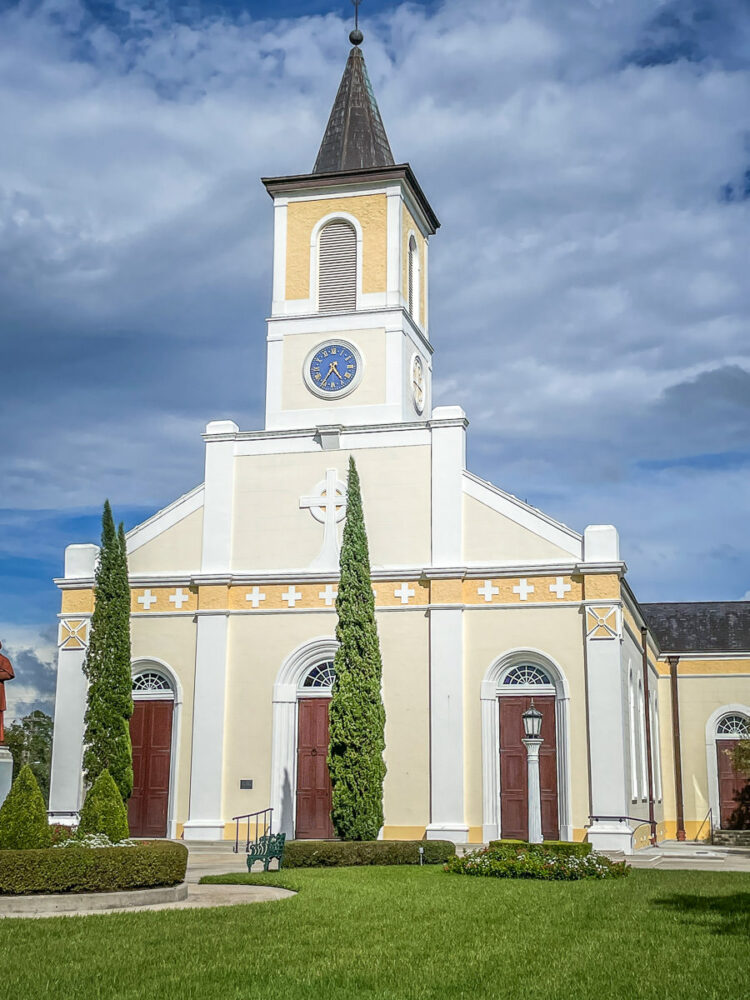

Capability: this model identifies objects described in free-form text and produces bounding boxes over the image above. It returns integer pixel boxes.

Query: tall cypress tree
[328,457,386,840]
[82,502,134,803]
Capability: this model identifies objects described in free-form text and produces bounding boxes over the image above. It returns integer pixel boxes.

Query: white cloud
[1,0,749,627]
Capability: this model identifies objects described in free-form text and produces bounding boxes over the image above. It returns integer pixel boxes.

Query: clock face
[411,354,425,413]
[304,341,362,399]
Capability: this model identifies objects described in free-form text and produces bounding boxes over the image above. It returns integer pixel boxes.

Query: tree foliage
[732,740,750,777]
[82,501,134,802]
[78,769,130,842]
[4,710,53,804]
[328,457,386,841]
[0,764,52,850]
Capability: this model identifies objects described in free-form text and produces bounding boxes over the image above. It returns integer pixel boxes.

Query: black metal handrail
[232,807,273,854]
[694,807,713,843]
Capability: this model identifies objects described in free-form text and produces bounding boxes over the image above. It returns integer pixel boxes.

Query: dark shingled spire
[313,45,395,174]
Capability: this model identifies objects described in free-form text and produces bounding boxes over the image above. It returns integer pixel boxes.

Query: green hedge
[284,840,455,868]
[0,840,188,896]
[488,839,591,858]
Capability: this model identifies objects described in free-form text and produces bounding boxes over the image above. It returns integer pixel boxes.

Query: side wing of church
[48,39,750,853]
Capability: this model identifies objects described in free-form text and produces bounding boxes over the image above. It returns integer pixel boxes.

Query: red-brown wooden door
[128,700,173,838]
[499,696,559,840]
[717,740,750,829]
[296,698,334,840]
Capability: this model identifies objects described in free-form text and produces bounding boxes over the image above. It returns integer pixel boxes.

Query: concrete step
[713,830,750,847]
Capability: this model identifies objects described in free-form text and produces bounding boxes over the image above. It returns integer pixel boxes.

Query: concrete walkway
[611,841,750,872]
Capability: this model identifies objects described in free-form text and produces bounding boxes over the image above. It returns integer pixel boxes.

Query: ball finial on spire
[350,0,363,45]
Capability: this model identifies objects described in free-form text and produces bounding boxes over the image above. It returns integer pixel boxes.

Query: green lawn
[4,866,749,999]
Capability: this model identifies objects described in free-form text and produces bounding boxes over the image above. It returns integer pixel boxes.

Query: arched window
[628,666,638,802]
[132,670,174,697]
[637,678,648,800]
[300,660,336,691]
[408,234,420,323]
[502,664,552,687]
[651,691,662,802]
[717,713,750,737]
[318,221,356,313]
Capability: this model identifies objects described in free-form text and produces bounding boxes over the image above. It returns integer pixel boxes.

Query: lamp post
[522,701,544,844]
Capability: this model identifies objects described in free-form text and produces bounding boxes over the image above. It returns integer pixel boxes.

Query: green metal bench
[246,832,286,872]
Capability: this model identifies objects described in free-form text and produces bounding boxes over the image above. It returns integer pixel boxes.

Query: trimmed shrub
[488,839,591,859]
[0,765,52,850]
[284,840,455,868]
[446,845,628,881]
[78,769,129,842]
[0,840,188,895]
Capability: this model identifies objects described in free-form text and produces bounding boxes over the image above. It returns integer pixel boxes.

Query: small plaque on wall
[240,779,253,790]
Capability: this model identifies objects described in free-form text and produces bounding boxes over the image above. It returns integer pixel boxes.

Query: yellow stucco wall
[231,445,432,572]
[221,610,430,833]
[463,606,590,835]
[674,672,750,826]
[127,507,204,576]
[286,194,387,301]
[282,328,386,411]
[130,616,197,833]
[463,494,577,564]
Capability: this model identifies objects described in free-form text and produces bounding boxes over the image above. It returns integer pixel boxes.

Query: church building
[48,34,750,853]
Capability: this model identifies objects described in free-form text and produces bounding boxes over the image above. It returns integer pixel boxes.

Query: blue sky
[2,0,750,719]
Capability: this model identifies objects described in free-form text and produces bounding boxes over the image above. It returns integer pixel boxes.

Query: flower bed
[445,844,629,881]
[0,840,188,895]
[285,840,455,868]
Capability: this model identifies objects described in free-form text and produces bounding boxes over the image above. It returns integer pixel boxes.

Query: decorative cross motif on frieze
[477,580,499,603]
[169,588,190,609]
[319,585,338,607]
[394,582,415,605]
[300,469,347,571]
[246,587,266,609]
[282,586,303,608]
[513,579,535,602]
[137,589,157,610]
[549,577,572,600]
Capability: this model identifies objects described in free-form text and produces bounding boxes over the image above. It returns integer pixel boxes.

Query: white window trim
[637,677,648,802]
[706,704,750,828]
[480,648,572,843]
[407,230,420,327]
[628,664,638,803]
[270,637,339,839]
[130,658,182,839]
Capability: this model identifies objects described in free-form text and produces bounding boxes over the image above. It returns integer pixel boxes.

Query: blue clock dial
[309,343,359,394]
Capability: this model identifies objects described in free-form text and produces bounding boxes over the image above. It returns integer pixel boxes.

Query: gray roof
[641,602,750,654]
[313,46,395,174]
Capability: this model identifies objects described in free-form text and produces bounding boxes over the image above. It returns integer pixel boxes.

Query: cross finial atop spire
[350,0,363,46]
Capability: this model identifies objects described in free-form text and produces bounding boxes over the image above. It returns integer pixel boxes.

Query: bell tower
[262,30,440,431]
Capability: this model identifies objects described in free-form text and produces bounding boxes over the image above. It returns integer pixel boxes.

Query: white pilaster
[480,681,500,842]
[585,610,633,853]
[426,607,468,843]
[271,198,288,315]
[523,738,543,843]
[0,748,13,809]
[386,186,402,307]
[429,406,468,567]
[183,613,230,841]
[201,420,238,573]
[48,645,88,824]
[270,683,297,839]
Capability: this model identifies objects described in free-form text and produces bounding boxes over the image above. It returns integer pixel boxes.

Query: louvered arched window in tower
[318,220,357,312]
[408,234,420,324]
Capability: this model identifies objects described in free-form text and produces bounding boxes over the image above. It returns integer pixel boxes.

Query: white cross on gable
[300,468,347,571]
[137,589,157,610]
[246,587,266,609]
[549,577,572,600]
[169,588,189,610]
[513,579,535,601]
[282,586,303,608]
[477,580,499,603]
[319,585,338,607]
[394,582,415,605]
